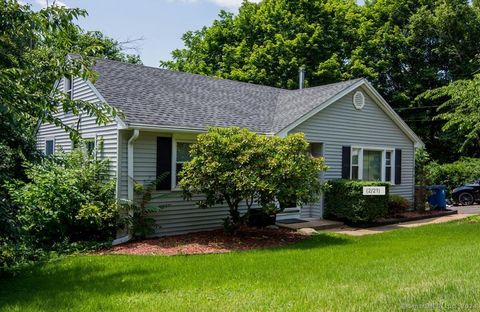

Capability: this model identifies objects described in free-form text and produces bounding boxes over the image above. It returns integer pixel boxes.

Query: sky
[24,0,364,67]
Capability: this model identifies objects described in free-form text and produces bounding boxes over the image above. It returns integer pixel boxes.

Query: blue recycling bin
[426,185,447,210]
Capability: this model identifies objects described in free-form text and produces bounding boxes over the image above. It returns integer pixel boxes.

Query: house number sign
[362,186,386,196]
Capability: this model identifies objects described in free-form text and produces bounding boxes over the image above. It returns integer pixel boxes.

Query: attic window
[353,91,365,110]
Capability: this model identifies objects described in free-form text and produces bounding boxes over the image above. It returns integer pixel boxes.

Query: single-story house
[36,58,424,237]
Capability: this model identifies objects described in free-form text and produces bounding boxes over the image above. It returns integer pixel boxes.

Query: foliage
[324,179,389,222]
[415,148,431,211]
[120,175,169,240]
[0,1,122,142]
[422,74,480,156]
[415,148,431,186]
[6,149,119,248]
[425,158,480,192]
[162,0,363,89]
[388,194,411,217]
[163,0,480,162]
[68,29,142,65]
[179,127,327,233]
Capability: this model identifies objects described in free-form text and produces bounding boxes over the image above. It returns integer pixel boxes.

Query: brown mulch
[373,209,456,223]
[99,227,308,256]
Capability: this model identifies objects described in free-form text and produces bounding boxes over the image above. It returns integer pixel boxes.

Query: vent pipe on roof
[299,66,305,89]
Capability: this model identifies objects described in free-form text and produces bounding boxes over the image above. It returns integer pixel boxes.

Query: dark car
[451,180,480,206]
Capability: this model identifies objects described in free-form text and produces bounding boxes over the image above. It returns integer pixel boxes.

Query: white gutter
[127,129,140,201]
[113,128,140,246]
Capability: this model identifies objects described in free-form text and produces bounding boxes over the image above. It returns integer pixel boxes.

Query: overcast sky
[24,0,364,67]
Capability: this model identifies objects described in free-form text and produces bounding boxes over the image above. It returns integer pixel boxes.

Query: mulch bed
[99,226,308,256]
[346,209,458,228]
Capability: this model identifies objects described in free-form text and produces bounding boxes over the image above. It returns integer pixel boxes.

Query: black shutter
[395,149,402,185]
[156,137,172,190]
[341,146,351,179]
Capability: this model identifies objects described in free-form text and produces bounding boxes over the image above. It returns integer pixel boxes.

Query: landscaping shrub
[426,158,480,192]
[180,127,327,234]
[388,195,410,217]
[7,149,119,248]
[324,179,389,222]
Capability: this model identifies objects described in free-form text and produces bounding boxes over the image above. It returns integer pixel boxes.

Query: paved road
[453,205,480,214]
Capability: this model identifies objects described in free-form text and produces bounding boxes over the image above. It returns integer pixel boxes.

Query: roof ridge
[93,58,286,92]
[94,58,366,93]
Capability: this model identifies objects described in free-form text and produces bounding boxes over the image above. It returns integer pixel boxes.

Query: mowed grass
[2,217,480,312]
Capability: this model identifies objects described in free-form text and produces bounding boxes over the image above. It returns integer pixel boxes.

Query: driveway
[454,205,480,214]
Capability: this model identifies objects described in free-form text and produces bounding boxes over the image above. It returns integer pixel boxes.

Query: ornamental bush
[7,149,119,248]
[179,127,328,234]
[324,179,389,223]
[388,195,410,217]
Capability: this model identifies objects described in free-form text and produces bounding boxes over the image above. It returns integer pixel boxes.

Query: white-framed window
[72,136,96,157]
[309,142,324,158]
[350,146,395,184]
[171,139,194,189]
[84,137,96,156]
[64,76,73,99]
[45,139,55,156]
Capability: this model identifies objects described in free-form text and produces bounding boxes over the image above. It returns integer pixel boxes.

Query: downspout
[127,129,140,201]
[112,128,140,246]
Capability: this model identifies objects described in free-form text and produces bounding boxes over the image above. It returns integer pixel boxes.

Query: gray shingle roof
[92,59,363,133]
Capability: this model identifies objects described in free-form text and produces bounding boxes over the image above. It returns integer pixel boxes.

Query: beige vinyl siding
[36,77,118,176]
[290,86,415,217]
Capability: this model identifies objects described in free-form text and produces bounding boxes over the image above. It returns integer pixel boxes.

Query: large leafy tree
[162,0,363,89]
[422,74,480,156]
[0,1,135,241]
[163,0,480,161]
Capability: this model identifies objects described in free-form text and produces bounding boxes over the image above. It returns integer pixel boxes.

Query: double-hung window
[84,138,96,156]
[174,141,193,188]
[64,76,73,99]
[350,147,395,183]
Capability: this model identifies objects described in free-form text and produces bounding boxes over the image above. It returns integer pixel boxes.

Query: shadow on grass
[270,232,354,252]
[0,258,173,310]
[0,234,355,310]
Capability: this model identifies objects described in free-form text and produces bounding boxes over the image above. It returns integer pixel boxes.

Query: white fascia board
[125,123,273,136]
[125,123,207,133]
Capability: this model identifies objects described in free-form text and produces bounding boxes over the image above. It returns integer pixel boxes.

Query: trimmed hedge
[324,179,389,222]
[426,158,480,192]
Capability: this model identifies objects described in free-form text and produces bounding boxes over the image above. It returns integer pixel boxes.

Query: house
[36,59,424,237]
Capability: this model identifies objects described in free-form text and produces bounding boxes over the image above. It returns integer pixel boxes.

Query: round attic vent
[353,91,365,110]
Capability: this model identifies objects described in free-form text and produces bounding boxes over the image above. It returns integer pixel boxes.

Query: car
[451,180,480,206]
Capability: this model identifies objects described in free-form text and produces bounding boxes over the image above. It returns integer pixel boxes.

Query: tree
[161,0,363,89]
[163,0,480,162]
[0,1,131,254]
[179,127,327,233]
[422,74,480,156]
[69,30,142,65]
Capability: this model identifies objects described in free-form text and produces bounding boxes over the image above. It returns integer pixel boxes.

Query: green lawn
[2,217,480,312]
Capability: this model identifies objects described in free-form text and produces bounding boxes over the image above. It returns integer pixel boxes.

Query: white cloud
[208,0,261,8]
[34,0,68,8]
[169,0,261,9]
